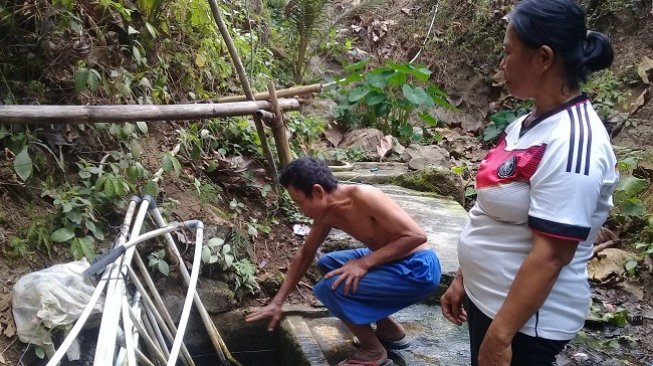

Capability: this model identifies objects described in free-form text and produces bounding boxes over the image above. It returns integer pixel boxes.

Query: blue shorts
[313,248,441,325]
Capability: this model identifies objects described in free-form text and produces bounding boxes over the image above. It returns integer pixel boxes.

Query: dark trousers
[466,298,568,366]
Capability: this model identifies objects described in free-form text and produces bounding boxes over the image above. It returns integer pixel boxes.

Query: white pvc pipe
[95,197,151,366]
[121,296,137,366]
[167,221,204,366]
[46,198,139,366]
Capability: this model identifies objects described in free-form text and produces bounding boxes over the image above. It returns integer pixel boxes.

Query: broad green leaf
[122,123,135,136]
[208,237,224,247]
[625,259,638,274]
[74,68,89,91]
[158,260,169,276]
[222,244,231,254]
[364,91,386,106]
[76,236,95,259]
[343,59,370,72]
[35,346,45,359]
[375,102,391,117]
[224,253,234,267]
[51,227,75,242]
[14,146,33,181]
[136,121,148,134]
[127,165,142,182]
[402,85,434,107]
[386,71,407,87]
[88,69,101,92]
[623,199,647,217]
[348,87,369,103]
[615,176,647,198]
[145,22,158,38]
[418,112,439,126]
[205,160,217,173]
[162,154,174,172]
[143,180,159,197]
[66,209,83,224]
[483,122,504,142]
[413,67,432,82]
[202,247,211,263]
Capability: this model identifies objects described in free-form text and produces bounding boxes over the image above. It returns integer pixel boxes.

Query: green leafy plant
[583,70,630,120]
[201,237,234,268]
[482,109,526,142]
[336,61,454,144]
[148,249,170,276]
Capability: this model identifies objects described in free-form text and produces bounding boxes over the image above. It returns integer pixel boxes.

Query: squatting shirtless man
[246,156,441,366]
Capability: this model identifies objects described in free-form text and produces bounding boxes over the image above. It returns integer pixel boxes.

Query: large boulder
[338,128,385,159]
[401,144,450,170]
[197,278,236,313]
[390,167,465,205]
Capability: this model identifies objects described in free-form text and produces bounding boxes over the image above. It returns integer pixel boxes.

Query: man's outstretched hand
[245,302,283,331]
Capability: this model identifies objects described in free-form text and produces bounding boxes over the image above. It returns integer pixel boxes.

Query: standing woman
[440,1,619,365]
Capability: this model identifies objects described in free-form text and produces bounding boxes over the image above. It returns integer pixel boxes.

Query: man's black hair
[509,0,613,90]
[279,156,338,197]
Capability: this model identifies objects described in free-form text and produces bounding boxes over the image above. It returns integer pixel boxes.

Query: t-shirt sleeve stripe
[528,215,590,241]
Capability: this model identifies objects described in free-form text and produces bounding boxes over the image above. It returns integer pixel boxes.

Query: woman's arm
[478,231,579,365]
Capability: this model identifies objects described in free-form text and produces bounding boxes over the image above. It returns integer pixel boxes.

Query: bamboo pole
[216,83,323,103]
[0,99,300,125]
[267,81,292,168]
[207,0,277,176]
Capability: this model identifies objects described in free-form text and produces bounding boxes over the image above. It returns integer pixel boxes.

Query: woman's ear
[539,45,555,72]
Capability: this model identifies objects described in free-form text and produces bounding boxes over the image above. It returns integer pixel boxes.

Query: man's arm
[245,222,331,330]
[270,222,331,305]
[477,231,579,365]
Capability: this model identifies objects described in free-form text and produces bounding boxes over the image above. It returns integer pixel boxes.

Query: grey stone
[302,98,339,121]
[197,278,236,313]
[338,128,385,159]
[401,144,450,170]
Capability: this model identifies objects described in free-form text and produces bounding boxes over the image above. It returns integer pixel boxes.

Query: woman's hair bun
[583,31,614,72]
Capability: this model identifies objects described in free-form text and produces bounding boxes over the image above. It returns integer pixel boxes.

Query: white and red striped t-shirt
[459,95,618,340]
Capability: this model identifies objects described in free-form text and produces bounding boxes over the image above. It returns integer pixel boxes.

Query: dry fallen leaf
[637,56,653,84]
[376,135,394,159]
[629,88,650,115]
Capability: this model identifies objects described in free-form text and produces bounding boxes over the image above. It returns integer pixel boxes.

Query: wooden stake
[207,0,277,177]
[268,81,292,168]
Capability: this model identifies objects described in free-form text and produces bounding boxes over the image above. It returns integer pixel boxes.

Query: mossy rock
[390,167,465,205]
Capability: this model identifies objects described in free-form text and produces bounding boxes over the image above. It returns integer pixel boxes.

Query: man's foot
[337,350,394,366]
[352,334,411,350]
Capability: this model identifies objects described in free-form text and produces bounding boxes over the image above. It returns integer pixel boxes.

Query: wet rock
[390,167,465,205]
[198,278,236,313]
[332,162,409,184]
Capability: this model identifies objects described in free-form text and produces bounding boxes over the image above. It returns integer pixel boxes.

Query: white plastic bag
[12,260,103,346]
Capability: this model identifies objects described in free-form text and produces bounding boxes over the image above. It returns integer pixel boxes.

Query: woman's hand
[245,302,283,331]
[325,258,369,295]
[441,271,467,325]
[478,327,512,366]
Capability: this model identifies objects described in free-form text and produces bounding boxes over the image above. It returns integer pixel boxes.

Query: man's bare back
[317,184,429,253]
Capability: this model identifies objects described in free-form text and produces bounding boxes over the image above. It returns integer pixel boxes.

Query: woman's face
[499,24,543,99]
